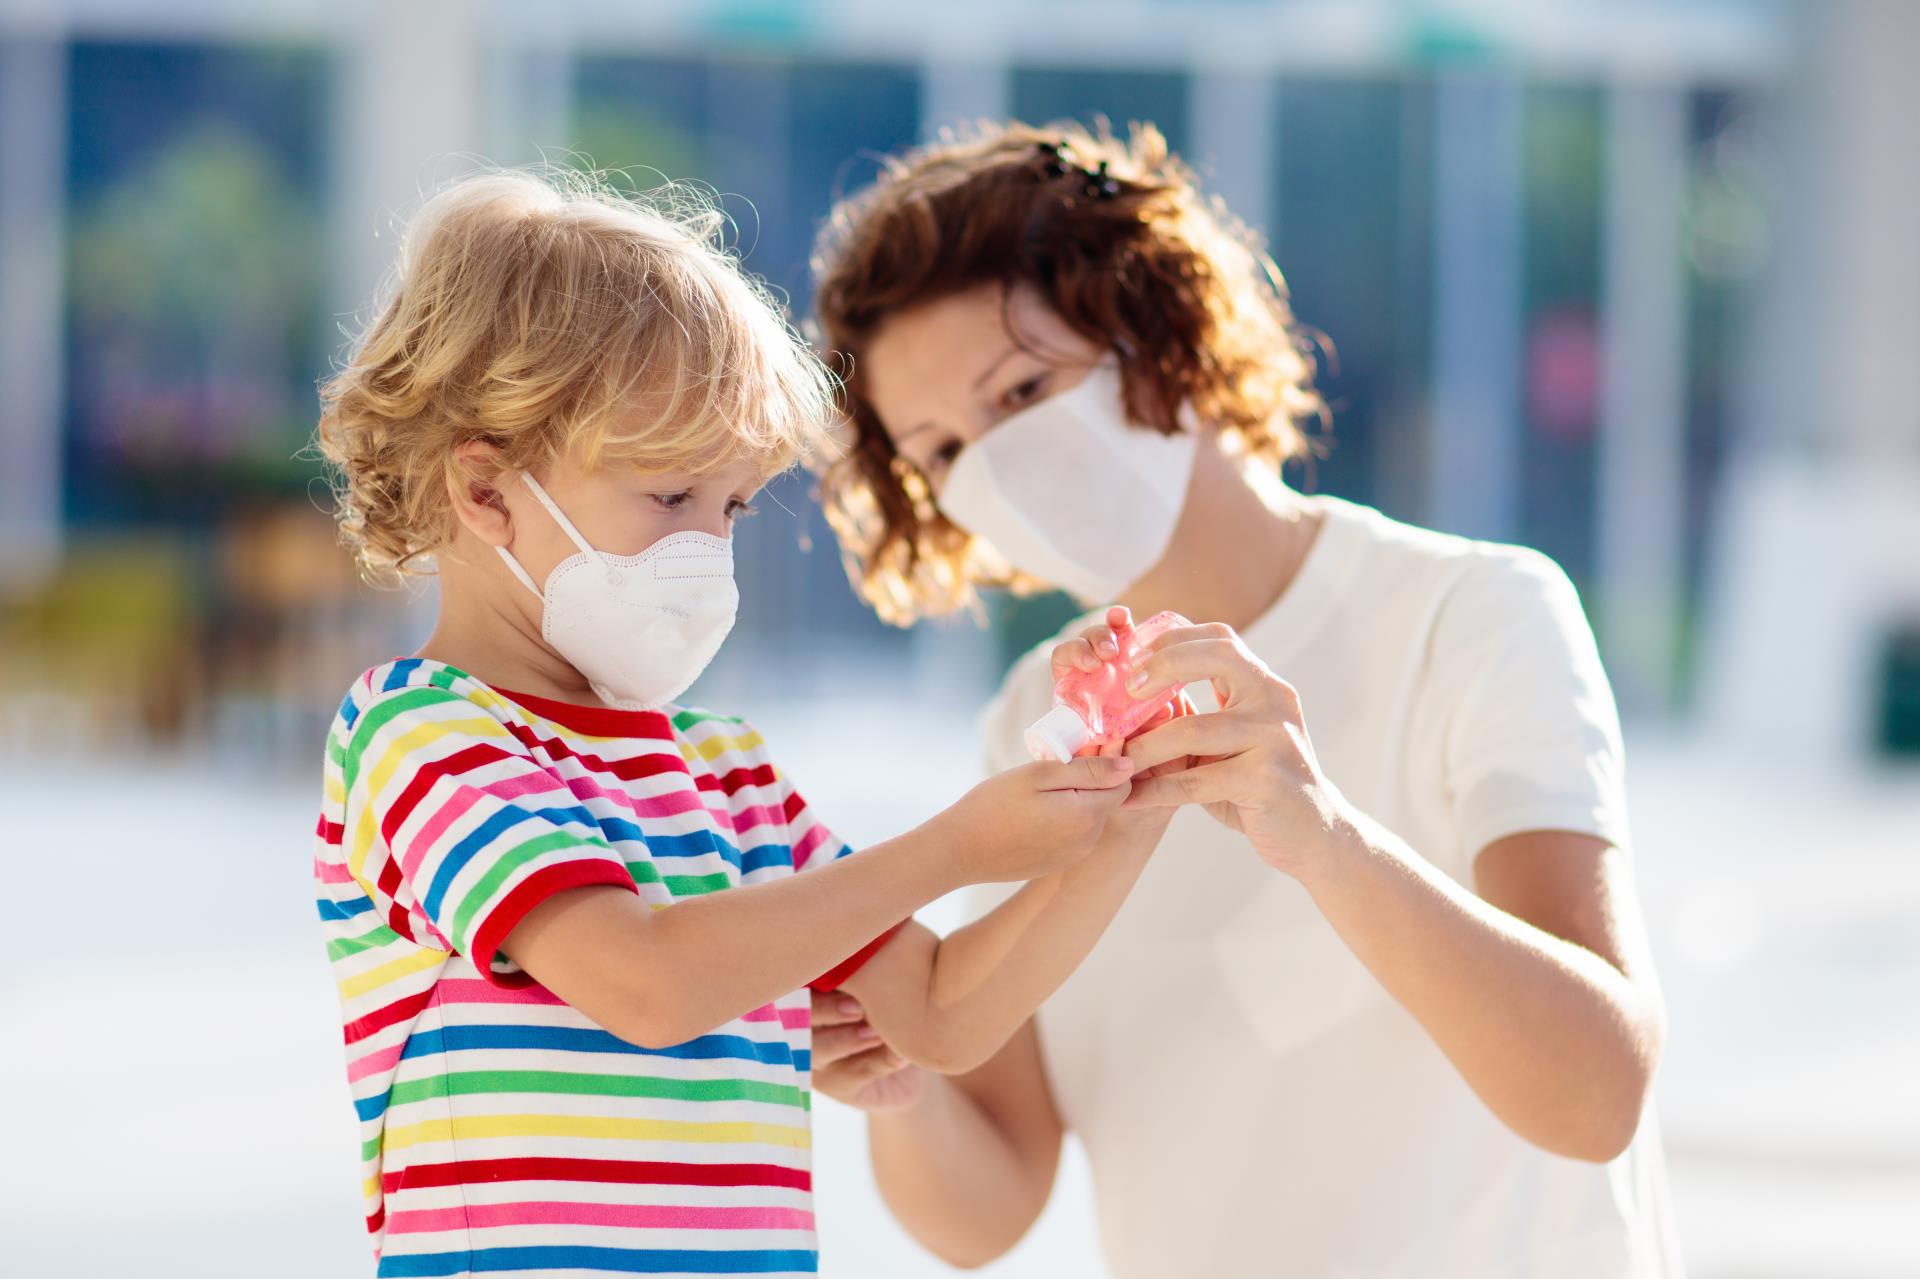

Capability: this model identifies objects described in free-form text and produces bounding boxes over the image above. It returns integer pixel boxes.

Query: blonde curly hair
[317,167,835,585]
[812,119,1326,626]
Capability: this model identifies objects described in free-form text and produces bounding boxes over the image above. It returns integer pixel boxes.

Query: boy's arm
[502,754,1132,1049]
[838,805,1172,1075]
[841,603,1196,1076]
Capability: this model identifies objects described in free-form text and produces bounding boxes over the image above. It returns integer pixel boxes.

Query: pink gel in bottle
[1025,610,1192,762]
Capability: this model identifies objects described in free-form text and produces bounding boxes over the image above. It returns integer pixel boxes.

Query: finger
[1046,778,1134,831]
[1126,636,1259,704]
[1071,624,1121,664]
[1053,781,1131,832]
[1075,779,1132,814]
[1054,608,1139,680]
[829,1044,911,1090]
[1086,606,1132,660]
[1134,755,1192,783]
[1122,711,1254,772]
[1026,753,1137,792]
[1051,635,1101,677]
[1143,621,1237,653]
[1120,758,1243,808]
[811,991,866,1028]
[812,1020,882,1066]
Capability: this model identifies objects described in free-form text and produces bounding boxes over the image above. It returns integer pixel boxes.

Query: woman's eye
[928,439,963,470]
[1002,374,1049,412]
[651,491,693,511]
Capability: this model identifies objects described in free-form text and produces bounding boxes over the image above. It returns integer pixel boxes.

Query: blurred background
[1,0,1915,1274]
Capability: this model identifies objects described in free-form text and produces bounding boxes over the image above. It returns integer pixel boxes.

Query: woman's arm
[504,754,1132,1049]
[866,1017,1066,1267]
[837,801,1170,1074]
[1292,820,1662,1162]
[1122,625,1665,1162]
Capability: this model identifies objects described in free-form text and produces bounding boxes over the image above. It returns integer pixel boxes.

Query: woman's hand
[810,989,927,1112]
[1117,621,1352,877]
[1049,605,1137,698]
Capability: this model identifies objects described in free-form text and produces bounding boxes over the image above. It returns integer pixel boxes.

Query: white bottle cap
[1025,705,1093,762]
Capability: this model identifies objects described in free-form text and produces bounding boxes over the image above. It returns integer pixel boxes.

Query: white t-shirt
[972,495,1682,1279]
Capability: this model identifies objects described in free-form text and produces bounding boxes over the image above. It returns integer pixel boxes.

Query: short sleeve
[779,773,855,876]
[339,685,637,984]
[1433,548,1632,859]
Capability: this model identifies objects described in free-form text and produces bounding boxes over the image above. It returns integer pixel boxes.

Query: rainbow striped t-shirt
[315,659,866,1278]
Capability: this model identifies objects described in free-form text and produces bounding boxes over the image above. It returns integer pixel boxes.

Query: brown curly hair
[811,118,1326,625]
[316,168,834,586]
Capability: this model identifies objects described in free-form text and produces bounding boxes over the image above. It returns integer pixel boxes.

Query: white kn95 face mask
[496,473,739,710]
[935,361,1198,603]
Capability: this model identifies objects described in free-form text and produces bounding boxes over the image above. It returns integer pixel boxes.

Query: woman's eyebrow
[969,344,1023,392]
[894,343,1027,443]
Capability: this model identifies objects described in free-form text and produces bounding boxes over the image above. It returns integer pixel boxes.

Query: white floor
[2,698,1915,1277]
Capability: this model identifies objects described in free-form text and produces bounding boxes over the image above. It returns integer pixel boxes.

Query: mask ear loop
[494,472,609,600]
[495,545,546,601]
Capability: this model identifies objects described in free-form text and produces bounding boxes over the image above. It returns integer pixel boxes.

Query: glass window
[64,41,330,528]
[1270,76,1433,518]
[1517,83,1605,593]
[1011,66,1189,152]
[1678,87,1772,693]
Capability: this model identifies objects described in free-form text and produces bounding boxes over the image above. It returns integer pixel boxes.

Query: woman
[805,122,1681,1277]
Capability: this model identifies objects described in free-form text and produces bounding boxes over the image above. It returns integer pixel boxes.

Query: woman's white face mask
[935,361,1198,603]
[496,474,739,711]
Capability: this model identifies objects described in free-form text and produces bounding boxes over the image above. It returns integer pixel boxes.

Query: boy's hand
[936,754,1135,884]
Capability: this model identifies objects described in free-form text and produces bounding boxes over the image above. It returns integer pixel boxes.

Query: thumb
[1028,753,1137,792]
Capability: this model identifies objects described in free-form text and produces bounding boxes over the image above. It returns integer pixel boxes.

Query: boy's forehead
[625,452,770,494]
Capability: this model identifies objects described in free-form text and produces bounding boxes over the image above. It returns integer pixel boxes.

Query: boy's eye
[651,491,693,512]
[725,499,758,520]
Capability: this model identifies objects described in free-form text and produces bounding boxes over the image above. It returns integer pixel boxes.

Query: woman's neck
[1118,439,1322,633]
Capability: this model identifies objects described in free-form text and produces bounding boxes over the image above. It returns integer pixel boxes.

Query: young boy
[312,170,1181,1278]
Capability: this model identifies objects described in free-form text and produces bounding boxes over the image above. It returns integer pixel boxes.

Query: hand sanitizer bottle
[1024,610,1191,762]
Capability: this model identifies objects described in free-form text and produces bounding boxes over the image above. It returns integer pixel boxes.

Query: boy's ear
[448,440,515,547]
